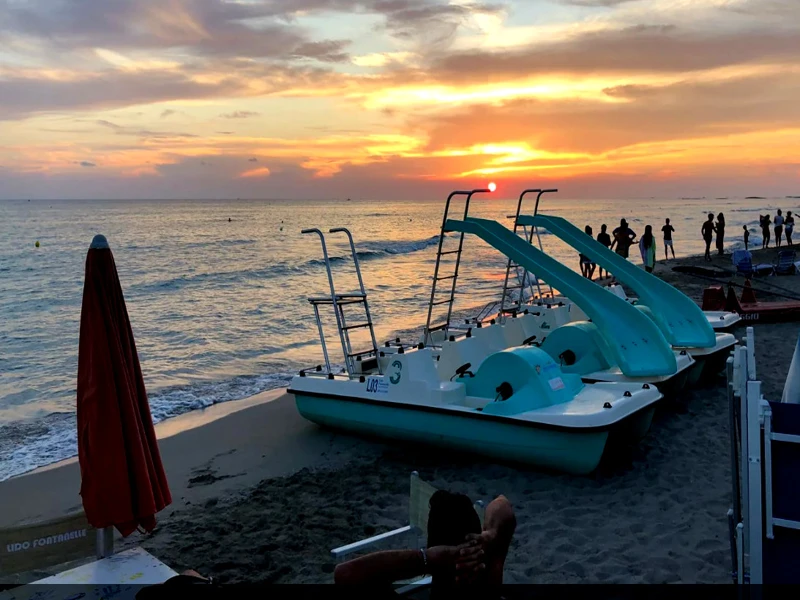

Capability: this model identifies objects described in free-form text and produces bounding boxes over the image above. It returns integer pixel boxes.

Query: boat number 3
[389,360,402,384]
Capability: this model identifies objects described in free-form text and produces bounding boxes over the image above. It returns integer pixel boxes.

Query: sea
[0,195,788,480]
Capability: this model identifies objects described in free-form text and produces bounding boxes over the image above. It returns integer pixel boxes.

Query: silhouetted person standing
[761,214,771,249]
[661,218,675,261]
[702,213,716,261]
[579,225,596,280]
[786,211,794,246]
[716,212,726,256]
[597,224,611,279]
[743,225,750,251]
[611,219,636,259]
[639,225,656,273]
[775,209,785,248]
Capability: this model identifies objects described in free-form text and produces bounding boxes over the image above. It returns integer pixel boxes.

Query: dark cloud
[220,111,260,119]
[0,69,242,119]
[77,161,96,167]
[94,119,198,139]
[248,157,258,162]
[423,26,800,80]
[372,0,506,50]
[725,0,799,18]
[0,63,345,119]
[290,40,350,63]
[0,0,351,61]
[0,0,504,61]
[160,109,177,118]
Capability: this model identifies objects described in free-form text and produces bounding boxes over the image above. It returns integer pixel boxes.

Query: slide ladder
[444,217,677,377]
[302,228,381,377]
[499,189,558,314]
[520,214,716,348]
[423,188,493,346]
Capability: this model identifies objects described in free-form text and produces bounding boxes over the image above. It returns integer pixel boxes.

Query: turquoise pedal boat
[289,345,662,475]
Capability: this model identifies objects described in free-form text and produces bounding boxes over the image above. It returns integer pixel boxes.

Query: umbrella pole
[96,526,114,559]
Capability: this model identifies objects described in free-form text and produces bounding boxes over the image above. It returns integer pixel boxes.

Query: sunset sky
[1,0,799,200]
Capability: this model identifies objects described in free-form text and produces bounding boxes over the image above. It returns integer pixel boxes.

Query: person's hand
[426,542,467,572]
[454,537,487,583]
[427,540,482,579]
[465,529,498,553]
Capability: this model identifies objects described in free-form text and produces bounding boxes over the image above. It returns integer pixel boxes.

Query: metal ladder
[423,188,493,347]
[302,228,381,377]
[499,189,558,315]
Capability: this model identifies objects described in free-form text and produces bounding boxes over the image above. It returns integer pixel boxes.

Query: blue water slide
[520,214,715,348]
[445,217,677,377]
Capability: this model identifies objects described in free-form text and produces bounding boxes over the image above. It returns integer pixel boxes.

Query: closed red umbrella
[77,234,171,536]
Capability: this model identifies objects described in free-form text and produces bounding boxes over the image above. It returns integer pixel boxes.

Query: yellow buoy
[35,241,40,248]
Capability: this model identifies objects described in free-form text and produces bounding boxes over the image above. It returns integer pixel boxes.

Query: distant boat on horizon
[680,197,706,200]
[745,196,766,200]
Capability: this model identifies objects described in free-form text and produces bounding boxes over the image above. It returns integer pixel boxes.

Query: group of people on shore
[579,218,676,278]
[758,210,794,250]
[578,208,796,277]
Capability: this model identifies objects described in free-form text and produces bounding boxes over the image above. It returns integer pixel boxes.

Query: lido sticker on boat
[366,376,389,394]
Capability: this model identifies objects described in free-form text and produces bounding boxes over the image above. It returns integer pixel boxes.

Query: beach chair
[727,328,800,585]
[0,512,176,599]
[732,250,755,278]
[331,471,485,592]
[774,250,797,276]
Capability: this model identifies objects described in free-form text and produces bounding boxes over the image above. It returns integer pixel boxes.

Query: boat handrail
[499,188,558,315]
[423,188,494,346]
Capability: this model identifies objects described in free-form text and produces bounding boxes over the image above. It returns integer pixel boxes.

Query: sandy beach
[3,246,800,585]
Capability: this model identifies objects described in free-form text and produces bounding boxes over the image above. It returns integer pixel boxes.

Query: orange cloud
[239,166,272,178]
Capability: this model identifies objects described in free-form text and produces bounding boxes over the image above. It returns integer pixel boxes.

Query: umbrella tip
[90,234,110,250]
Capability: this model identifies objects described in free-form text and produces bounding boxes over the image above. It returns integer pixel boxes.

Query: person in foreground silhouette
[334,492,516,592]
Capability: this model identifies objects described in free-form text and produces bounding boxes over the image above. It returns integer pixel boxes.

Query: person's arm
[463,495,516,584]
[334,544,470,585]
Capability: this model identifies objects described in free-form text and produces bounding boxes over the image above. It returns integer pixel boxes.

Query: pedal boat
[289,346,662,475]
